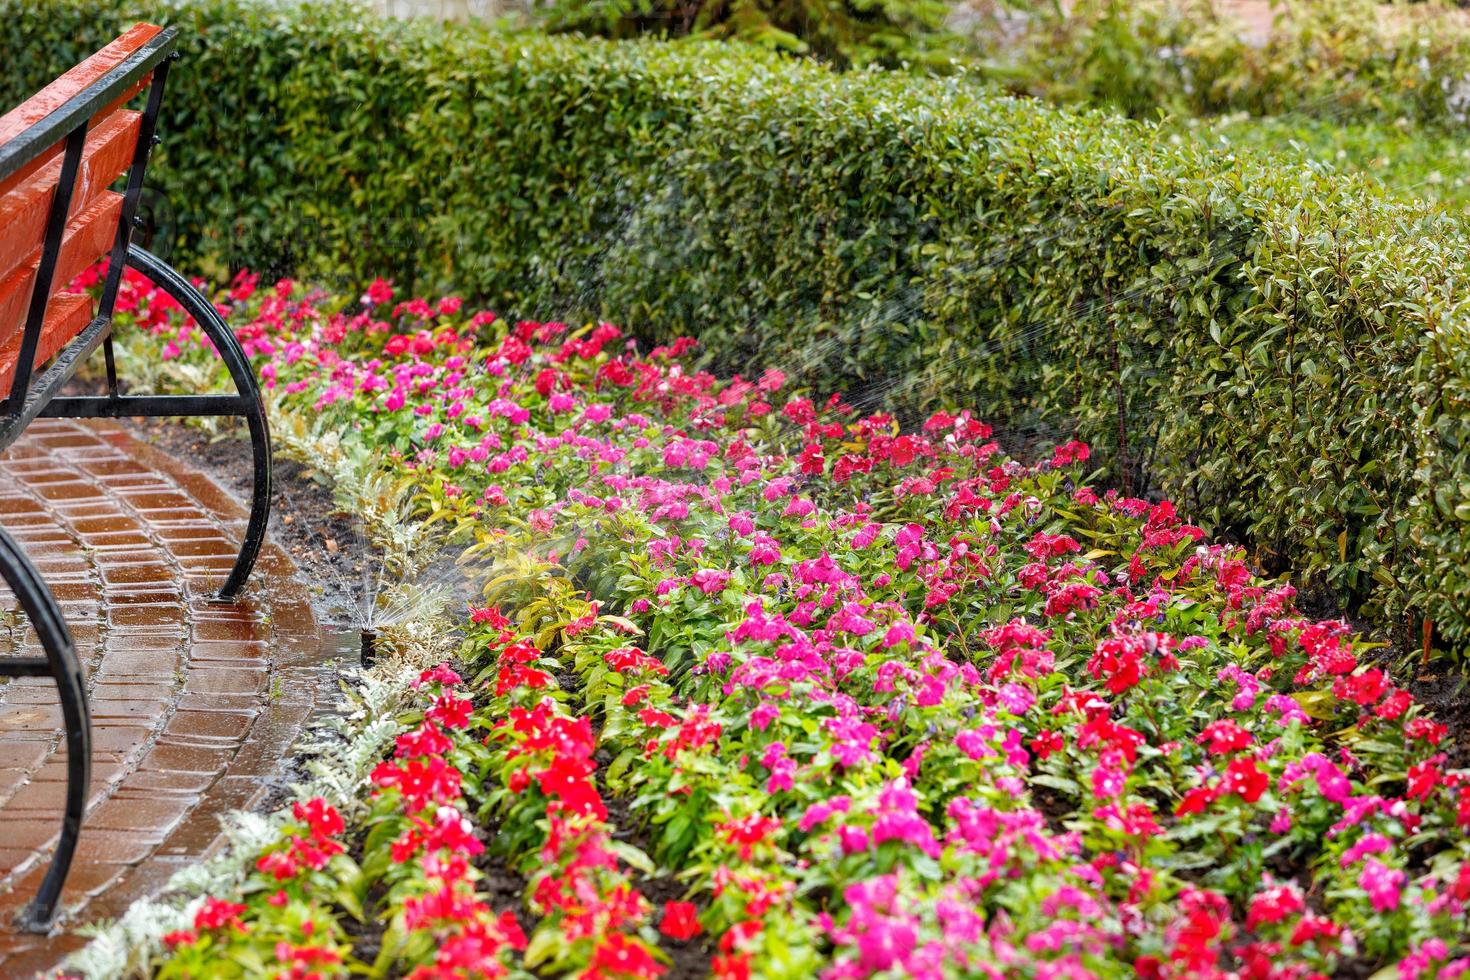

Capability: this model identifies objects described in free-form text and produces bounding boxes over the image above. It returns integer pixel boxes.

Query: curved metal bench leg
[0,528,89,932]
[124,245,271,601]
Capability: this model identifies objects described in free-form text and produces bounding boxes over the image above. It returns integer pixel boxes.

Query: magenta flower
[1360,858,1407,913]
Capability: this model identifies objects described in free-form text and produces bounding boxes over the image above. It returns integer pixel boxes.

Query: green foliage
[981,0,1211,118]
[8,0,1470,647]
[987,0,1470,127]
[535,0,960,69]
[1179,113,1470,210]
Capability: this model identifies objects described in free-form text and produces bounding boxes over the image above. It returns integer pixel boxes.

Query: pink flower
[1341,832,1394,867]
[1360,858,1406,913]
[361,278,393,306]
[748,533,781,566]
[691,569,731,596]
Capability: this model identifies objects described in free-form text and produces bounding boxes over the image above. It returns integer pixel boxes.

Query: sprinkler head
[360,629,378,668]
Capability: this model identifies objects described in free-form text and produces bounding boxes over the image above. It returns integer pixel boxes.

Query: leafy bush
[987,0,1470,127]
[1179,113,1470,209]
[978,0,1210,118]
[9,0,1470,649]
[534,0,962,69]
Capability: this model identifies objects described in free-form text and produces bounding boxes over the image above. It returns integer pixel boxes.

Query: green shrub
[1179,113,1470,210]
[7,0,1470,649]
[987,0,1470,128]
[534,0,961,69]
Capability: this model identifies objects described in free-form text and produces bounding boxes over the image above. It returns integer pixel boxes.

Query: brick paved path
[0,419,327,975]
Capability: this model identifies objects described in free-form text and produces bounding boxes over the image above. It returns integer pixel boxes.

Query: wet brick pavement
[0,419,329,975]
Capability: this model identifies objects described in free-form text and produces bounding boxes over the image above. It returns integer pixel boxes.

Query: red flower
[716,816,781,861]
[1245,883,1304,929]
[427,693,473,729]
[194,897,248,932]
[467,606,511,629]
[590,934,666,978]
[1332,667,1388,706]
[1197,720,1253,756]
[288,832,343,871]
[711,953,752,980]
[1024,532,1082,560]
[371,756,463,812]
[1051,440,1091,467]
[534,367,562,396]
[1406,717,1447,745]
[292,797,345,840]
[798,443,825,476]
[659,901,702,941]
[1375,689,1412,720]
[1287,914,1342,947]
[535,755,608,820]
[606,647,669,675]
[415,662,463,688]
[639,708,678,729]
[397,721,455,759]
[1175,785,1219,817]
[274,941,342,969]
[257,848,300,880]
[1030,730,1064,759]
[496,663,554,696]
[1406,757,1443,800]
[361,278,394,306]
[1222,757,1268,804]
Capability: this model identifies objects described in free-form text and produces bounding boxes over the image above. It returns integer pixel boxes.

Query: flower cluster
[152,665,523,978]
[112,270,1470,978]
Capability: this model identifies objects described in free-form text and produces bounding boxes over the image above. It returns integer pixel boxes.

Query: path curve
[0,418,328,975]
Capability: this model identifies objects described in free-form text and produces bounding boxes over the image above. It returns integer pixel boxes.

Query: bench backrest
[0,24,176,409]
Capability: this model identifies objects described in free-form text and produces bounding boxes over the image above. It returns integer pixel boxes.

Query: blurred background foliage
[971,0,1470,207]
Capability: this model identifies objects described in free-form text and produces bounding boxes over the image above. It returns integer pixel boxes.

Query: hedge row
[6,0,1470,648]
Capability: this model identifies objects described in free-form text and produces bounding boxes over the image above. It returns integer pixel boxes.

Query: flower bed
[77,268,1470,977]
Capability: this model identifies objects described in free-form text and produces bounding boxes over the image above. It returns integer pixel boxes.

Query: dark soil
[339,834,391,966]
[471,824,533,938]
[601,766,715,979]
[1404,668,1470,769]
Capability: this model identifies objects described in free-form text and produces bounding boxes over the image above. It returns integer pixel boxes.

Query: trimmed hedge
[6,0,1470,648]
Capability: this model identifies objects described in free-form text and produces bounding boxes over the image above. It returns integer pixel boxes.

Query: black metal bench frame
[0,27,271,931]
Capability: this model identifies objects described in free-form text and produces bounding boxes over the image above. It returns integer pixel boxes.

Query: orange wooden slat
[0,291,95,401]
[0,110,140,284]
[0,23,165,400]
[0,82,149,201]
[0,23,162,199]
[0,190,122,343]
[0,24,163,145]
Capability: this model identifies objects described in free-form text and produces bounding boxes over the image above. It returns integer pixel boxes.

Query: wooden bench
[0,24,272,930]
